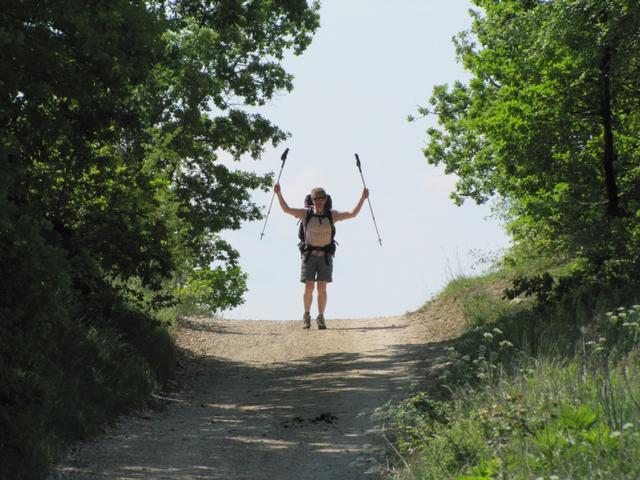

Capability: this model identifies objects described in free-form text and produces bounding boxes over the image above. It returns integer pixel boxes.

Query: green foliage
[504,272,554,303]
[1,0,320,477]
[405,13,640,477]
[384,260,640,480]
[173,264,249,315]
[419,0,640,281]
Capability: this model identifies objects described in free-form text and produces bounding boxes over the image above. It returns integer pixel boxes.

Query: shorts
[300,253,333,283]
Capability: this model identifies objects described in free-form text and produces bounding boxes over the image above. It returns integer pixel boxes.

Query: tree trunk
[599,46,621,218]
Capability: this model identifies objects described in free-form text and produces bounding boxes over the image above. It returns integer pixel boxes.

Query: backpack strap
[305,207,314,224]
[299,207,314,262]
[309,208,333,225]
[300,208,335,265]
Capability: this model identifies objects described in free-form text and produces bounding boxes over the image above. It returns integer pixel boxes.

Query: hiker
[274,183,369,329]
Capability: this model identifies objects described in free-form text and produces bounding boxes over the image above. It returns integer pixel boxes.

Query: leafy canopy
[420,0,640,278]
[2,0,320,312]
[1,2,319,476]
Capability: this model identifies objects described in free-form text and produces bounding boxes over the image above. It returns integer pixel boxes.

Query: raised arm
[275,183,306,219]
[333,188,369,221]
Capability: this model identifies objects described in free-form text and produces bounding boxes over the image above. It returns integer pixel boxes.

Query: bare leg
[304,281,315,313]
[317,281,327,315]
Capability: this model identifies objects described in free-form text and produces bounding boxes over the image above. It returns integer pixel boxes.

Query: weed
[384,289,640,480]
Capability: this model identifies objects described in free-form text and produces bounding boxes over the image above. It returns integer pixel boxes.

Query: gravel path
[54,309,462,480]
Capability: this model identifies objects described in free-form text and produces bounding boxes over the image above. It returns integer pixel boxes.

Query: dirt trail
[54,311,462,480]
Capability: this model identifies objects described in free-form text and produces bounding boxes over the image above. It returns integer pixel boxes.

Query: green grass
[382,261,640,480]
[386,350,640,479]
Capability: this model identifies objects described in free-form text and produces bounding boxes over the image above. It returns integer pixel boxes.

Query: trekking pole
[260,148,289,240]
[355,153,382,246]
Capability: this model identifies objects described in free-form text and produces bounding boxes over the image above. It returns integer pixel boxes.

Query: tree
[1,1,319,476]
[420,0,640,277]
[2,0,320,312]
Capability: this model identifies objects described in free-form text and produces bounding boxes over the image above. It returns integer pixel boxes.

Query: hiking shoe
[316,314,327,330]
[303,313,311,329]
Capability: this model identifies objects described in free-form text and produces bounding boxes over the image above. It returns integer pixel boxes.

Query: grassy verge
[1,283,178,480]
[381,261,640,480]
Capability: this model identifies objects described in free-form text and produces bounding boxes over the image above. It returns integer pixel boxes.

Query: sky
[220,0,510,321]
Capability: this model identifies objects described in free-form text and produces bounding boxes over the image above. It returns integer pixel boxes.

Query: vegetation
[0,1,319,478]
[381,262,640,479]
[415,0,640,285]
[3,0,639,478]
[386,1,640,478]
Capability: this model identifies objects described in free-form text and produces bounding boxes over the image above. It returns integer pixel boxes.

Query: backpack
[297,193,337,262]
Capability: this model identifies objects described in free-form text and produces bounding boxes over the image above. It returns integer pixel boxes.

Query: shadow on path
[57,321,452,480]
